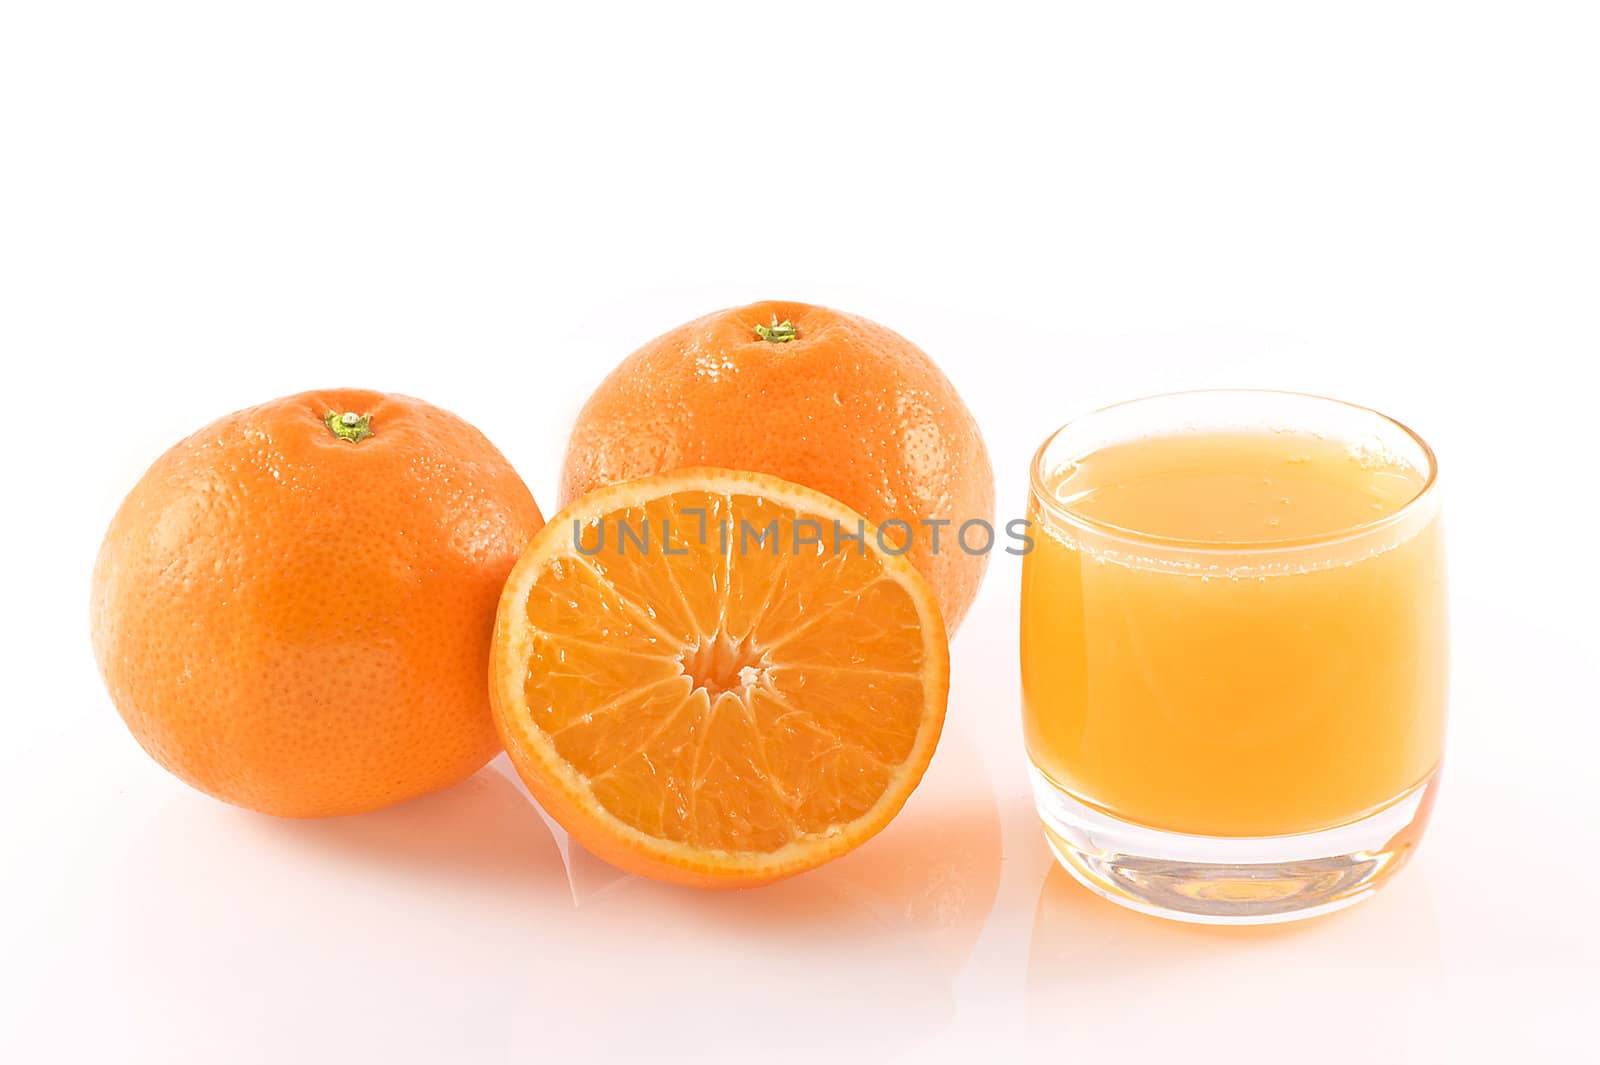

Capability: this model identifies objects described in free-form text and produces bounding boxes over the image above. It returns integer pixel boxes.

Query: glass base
[1031,767,1439,925]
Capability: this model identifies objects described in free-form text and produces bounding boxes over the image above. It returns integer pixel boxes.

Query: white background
[3,2,1598,1061]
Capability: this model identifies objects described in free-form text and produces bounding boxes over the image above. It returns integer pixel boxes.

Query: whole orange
[560,300,995,631]
[91,389,545,818]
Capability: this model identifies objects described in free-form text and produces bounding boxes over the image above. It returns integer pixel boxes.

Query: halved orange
[489,467,949,888]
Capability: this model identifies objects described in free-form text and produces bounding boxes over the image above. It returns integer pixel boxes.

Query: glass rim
[1028,388,1441,554]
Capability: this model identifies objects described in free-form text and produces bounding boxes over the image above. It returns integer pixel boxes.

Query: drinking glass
[1021,390,1447,923]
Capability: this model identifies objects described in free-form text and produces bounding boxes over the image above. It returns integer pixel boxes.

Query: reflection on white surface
[1028,861,1447,1063]
[521,728,1002,1062]
[99,728,1001,1064]
[113,768,569,1064]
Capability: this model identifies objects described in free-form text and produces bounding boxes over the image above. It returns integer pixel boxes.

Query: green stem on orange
[754,319,798,343]
[324,410,373,443]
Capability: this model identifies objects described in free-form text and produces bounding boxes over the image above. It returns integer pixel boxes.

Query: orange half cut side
[489,467,950,887]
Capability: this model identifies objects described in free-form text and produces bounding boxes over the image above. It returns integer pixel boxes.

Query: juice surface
[1021,428,1447,837]
[1053,429,1427,543]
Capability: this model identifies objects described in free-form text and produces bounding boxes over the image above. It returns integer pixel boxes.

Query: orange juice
[1022,425,1447,837]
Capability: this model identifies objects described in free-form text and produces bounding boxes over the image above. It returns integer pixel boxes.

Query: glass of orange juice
[1022,390,1447,924]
